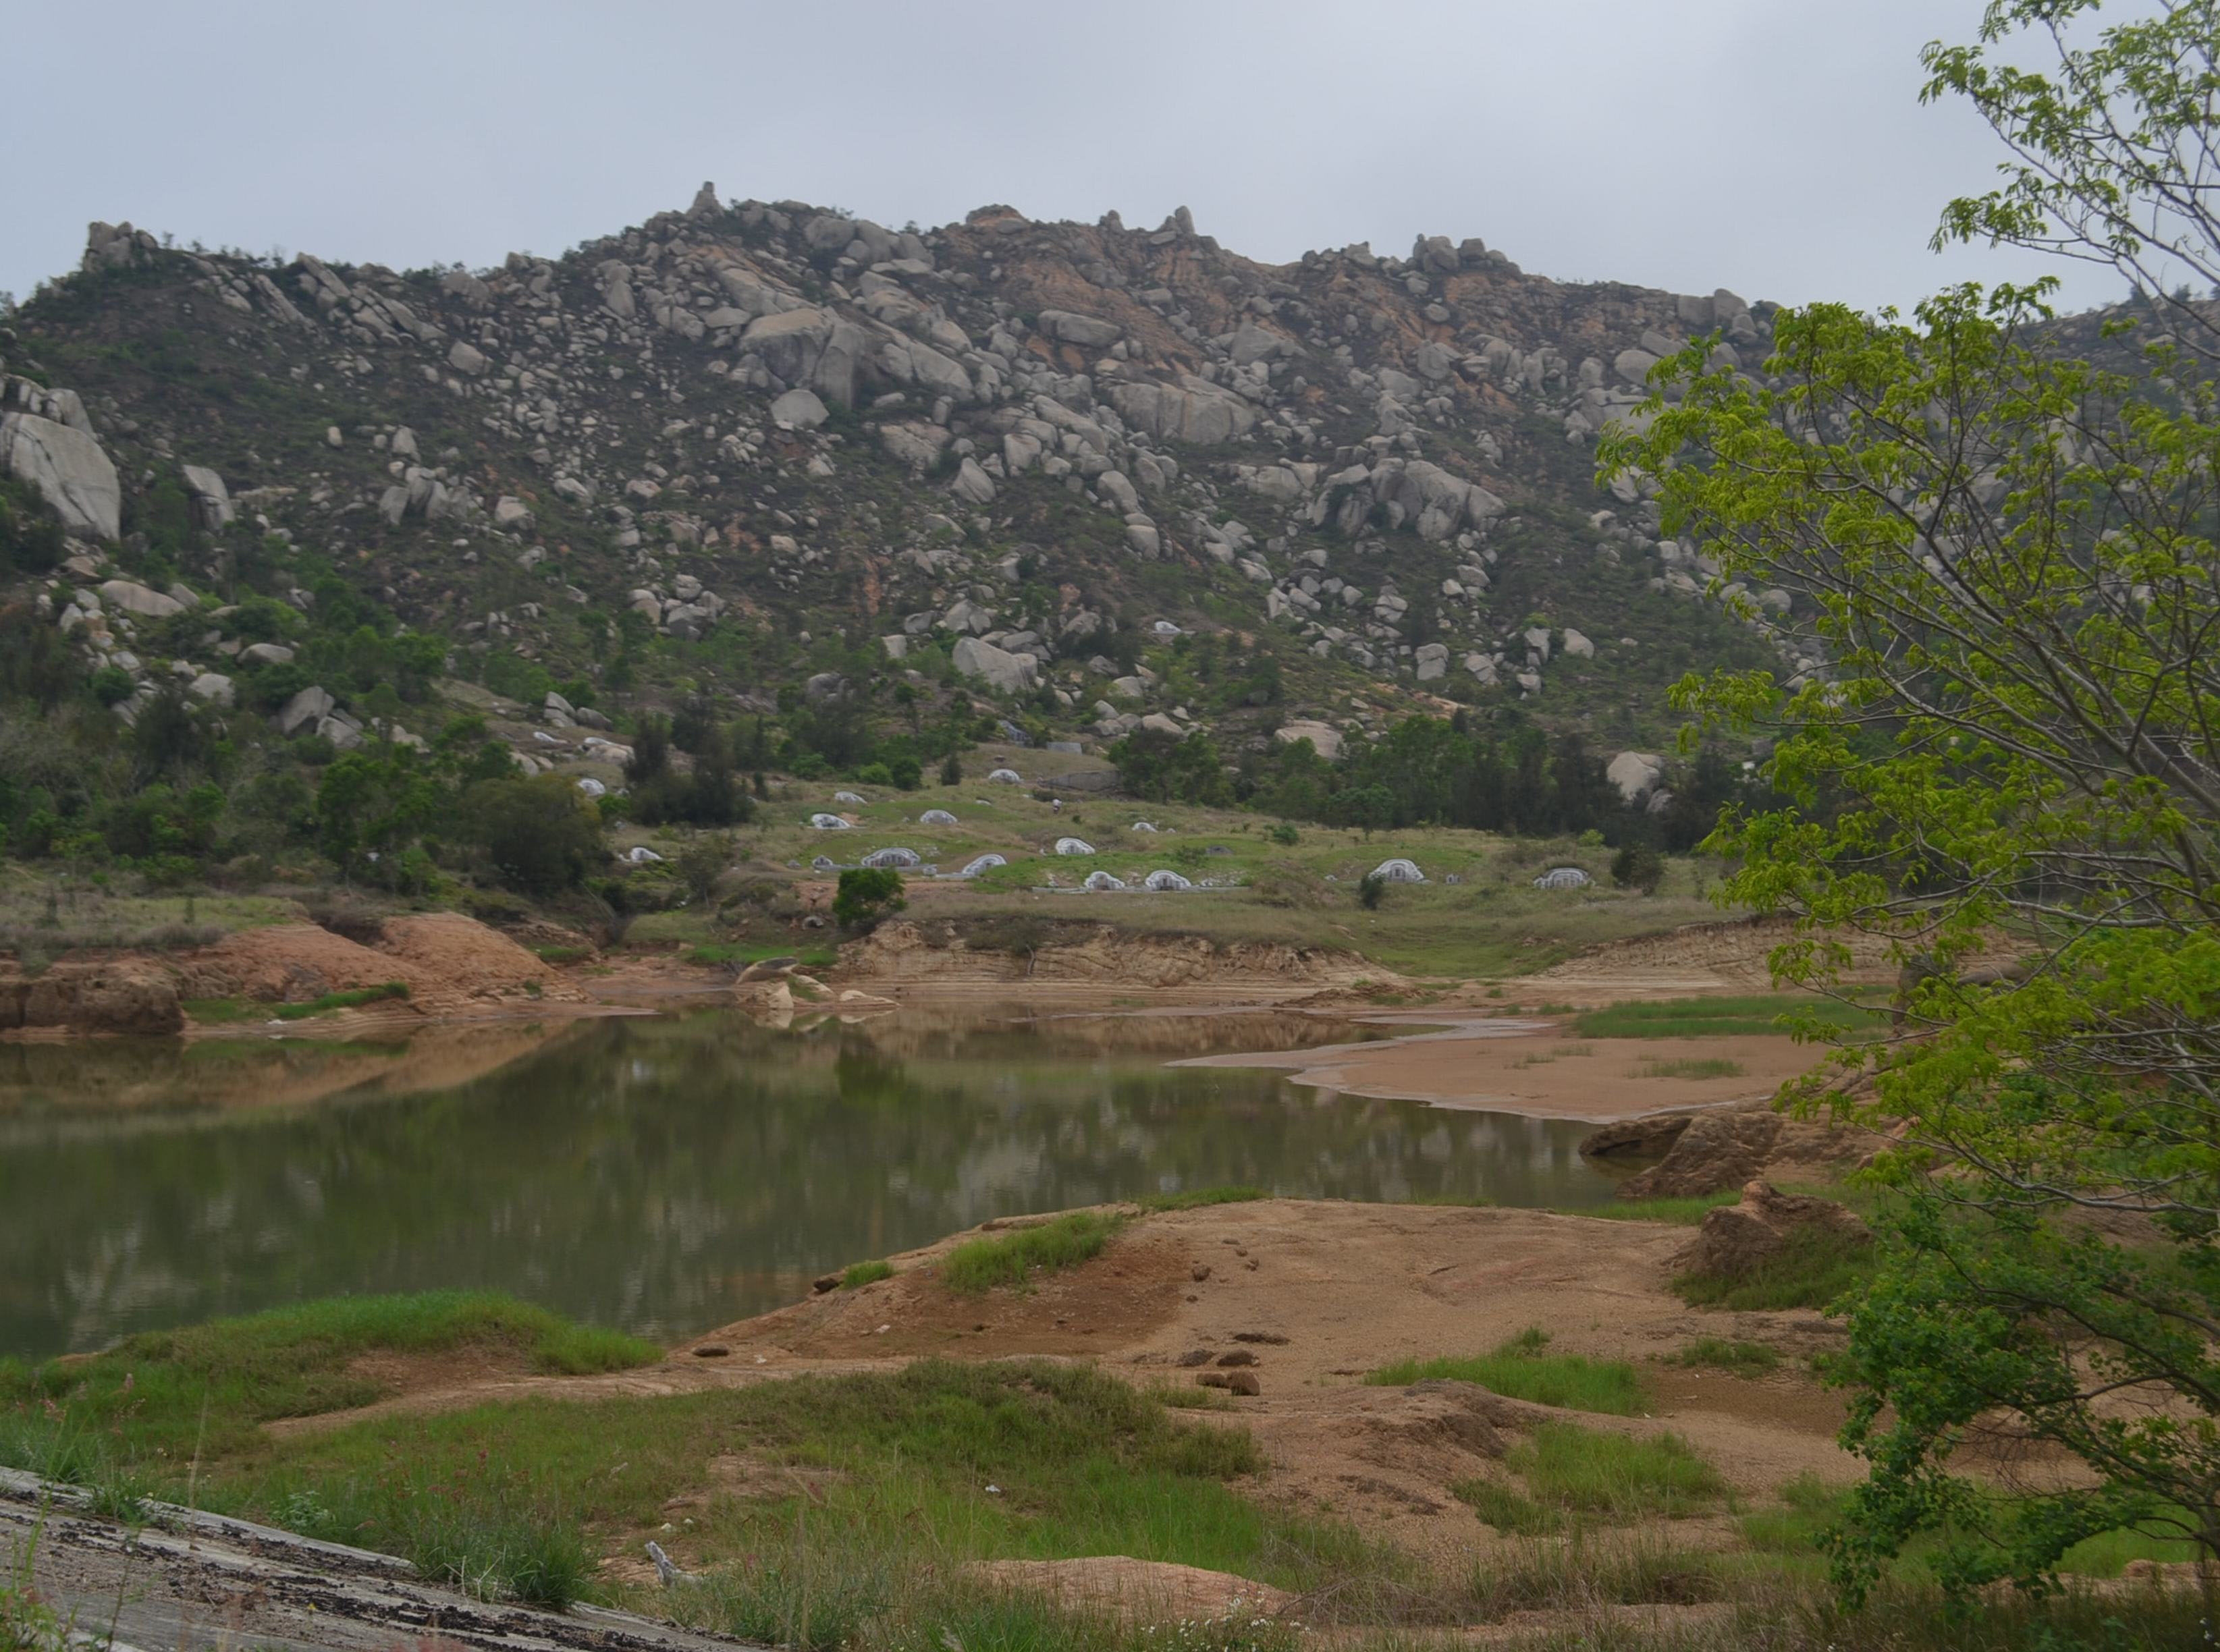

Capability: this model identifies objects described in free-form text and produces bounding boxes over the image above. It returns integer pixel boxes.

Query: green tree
[1608,842,1664,896]
[832,866,906,929]
[1606,0,2220,1600]
[470,775,604,896]
[1108,728,1232,806]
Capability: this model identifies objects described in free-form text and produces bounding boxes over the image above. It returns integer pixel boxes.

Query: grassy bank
[1,1290,2204,1648]
[0,1292,659,1468]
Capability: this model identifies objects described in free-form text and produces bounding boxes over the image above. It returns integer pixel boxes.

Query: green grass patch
[1676,1224,1876,1312]
[1569,1190,1745,1225]
[1574,993,1885,1040]
[683,941,837,970]
[181,995,258,1024]
[1741,1473,2211,1599]
[1673,1337,1781,1377]
[1367,1327,1646,1415]
[1137,1185,1269,1213]
[533,945,593,964]
[0,1291,660,1467]
[1462,1531,1726,1616]
[269,981,412,1020]
[1457,1422,1725,1535]
[233,1360,1384,1609]
[841,1260,894,1288]
[1637,1056,1748,1079]
[942,1212,1125,1294]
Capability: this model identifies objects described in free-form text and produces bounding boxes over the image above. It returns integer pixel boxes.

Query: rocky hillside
[1,186,1798,785]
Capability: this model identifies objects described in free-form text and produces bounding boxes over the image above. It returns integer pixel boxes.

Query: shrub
[942,1212,1122,1293]
[470,775,605,895]
[1610,842,1666,894]
[832,866,906,929]
[1368,1328,1646,1414]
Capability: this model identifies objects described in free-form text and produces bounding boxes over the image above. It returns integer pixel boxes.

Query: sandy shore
[1176,1012,1815,1123]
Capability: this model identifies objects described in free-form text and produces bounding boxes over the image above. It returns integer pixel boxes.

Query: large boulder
[1037,309,1122,349]
[769,387,829,429]
[180,464,235,528]
[950,456,996,505]
[1110,377,1257,445]
[741,306,871,406]
[1606,751,1664,802]
[277,684,336,736]
[1273,719,1342,760]
[99,578,185,620]
[1,412,120,539]
[952,636,1038,694]
[1675,1180,1871,1282]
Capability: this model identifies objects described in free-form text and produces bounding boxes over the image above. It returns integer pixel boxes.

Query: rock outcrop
[0,183,1830,790]
[0,410,119,539]
[1674,1179,1872,1282]
[1600,1095,1881,1199]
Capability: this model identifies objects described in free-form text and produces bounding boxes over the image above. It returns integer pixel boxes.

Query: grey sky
[1,0,2121,316]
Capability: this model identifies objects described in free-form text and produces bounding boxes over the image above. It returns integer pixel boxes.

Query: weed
[1465,1531,1725,1619]
[0,1520,73,1652]
[1574,994,1885,1040]
[1675,1226,1875,1312]
[1367,1329,1646,1414]
[1675,1337,1781,1377]
[269,981,412,1020]
[840,1260,894,1288]
[1637,1057,1748,1079]
[1493,1422,1725,1526]
[943,1212,1124,1294]
[400,1494,594,1607]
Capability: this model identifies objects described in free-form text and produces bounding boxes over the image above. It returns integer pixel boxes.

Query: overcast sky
[1,0,2123,316]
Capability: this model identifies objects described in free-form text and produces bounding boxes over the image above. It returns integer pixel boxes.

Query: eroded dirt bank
[1,911,601,1037]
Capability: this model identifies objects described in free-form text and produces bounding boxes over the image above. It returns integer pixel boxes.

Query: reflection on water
[0,1008,1618,1358]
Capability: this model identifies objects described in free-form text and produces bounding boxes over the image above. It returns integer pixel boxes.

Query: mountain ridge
[0,184,1808,893]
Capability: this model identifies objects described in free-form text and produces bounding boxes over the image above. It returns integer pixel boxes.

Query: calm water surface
[0,1007,1621,1358]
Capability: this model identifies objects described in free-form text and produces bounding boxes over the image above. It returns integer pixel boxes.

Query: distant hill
[2,188,1800,781]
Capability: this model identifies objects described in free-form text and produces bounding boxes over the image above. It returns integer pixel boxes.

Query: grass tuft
[1138,1185,1270,1213]
[0,1292,659,1466]
[942,1212,1125,1294]
[1675,1337,1782,1377]
[1676,1225,1876,1312]
[271,981,412,1020]
[1465,1531,1726,1618]
[1457,1421,1725,1537]
[1575,993,1886,1040]
[1638,1056,1748,1080]
[1367,1327,1646,1414]
[841,1260,895,1288]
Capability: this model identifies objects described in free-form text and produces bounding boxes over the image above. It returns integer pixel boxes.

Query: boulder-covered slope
[1,188,1801,771]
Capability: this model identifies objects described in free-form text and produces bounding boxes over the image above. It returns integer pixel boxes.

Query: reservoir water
[0,1006,1623,1359]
